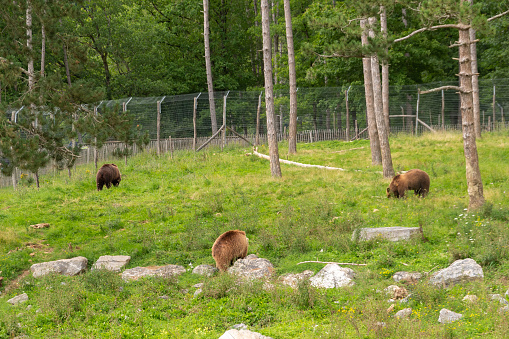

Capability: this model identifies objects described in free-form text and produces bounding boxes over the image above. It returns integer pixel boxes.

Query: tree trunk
[203,0,218,134]
[458,24,485,210]
[261,0,282,177]
[62,40,72,87]
[469,0,481,138]
[284,0,298,155]
[26,2,35,93]
[380,6,390,132]
[360,19,382,165]
[369,17,394,178]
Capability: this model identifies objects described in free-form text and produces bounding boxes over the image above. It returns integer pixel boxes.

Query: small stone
[438,308,463,324]
[394,308,412,319]
[462,295,478,303]
[8,293,29,306]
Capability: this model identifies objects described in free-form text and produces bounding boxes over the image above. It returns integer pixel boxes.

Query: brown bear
[386,169,430,198]
[96,163,121,191]
[212,230,248,271]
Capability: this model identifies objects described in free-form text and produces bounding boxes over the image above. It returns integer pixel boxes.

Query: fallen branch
[297,261,367,266]
[253,148,345,171]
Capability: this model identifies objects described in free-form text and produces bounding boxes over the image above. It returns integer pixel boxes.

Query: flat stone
[7,293,29,305]
[31,257,88,278]
[309,264,355,289]
[192,264,218,277]
[121,265,186,281]
[353,227,422,242]
[228,257,275,280]
[92,255,131,272]
[430,258,483,288]
[438,308,462,324]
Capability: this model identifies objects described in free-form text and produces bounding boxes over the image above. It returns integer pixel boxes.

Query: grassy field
[1,130,509,338]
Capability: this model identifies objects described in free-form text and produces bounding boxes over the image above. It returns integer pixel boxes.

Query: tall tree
[283,0,298,155]
[203,0,218,134]
[261,0,282,177]
[360,19,382,165]
[369,16,394,178]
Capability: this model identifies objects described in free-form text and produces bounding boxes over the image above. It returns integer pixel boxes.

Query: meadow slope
[1,130,509,338]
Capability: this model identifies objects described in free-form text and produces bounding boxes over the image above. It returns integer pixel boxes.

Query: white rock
[121,265,185,281]
[30,257,88,278]
[429,259,483,288]
[394,308,412,319]
[309,264,355,289]
[353,227,422,242]
[92,255,131,272]
[7,293,29,306]
[192,264,218,277]
[438,308,463,324]
[462,295,478,303]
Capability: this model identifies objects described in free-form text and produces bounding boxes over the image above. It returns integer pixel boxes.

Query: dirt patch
[4,269,31,294]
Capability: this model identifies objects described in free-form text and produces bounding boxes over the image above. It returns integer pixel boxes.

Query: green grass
[1,130,509,338]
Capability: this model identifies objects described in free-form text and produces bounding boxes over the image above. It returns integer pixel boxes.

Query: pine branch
[393,24,469,43]
[487,9,509,22]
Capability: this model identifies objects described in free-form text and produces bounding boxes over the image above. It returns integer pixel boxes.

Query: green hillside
[1,131,509,338]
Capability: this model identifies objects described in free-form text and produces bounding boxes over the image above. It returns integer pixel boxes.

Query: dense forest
[0,0,508,103]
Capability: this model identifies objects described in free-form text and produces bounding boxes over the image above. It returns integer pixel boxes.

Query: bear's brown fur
[386,169,430,198]
[96,164,121,191]
[212,230,248,271]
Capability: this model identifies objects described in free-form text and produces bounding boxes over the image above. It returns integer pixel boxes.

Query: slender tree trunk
[203,0,218,134]
[469,0,481,138]
[284,0,297,155]
[40,24,46,77]
[261,0,281,177]
[26,2,35,93]
[369,17,394,178]
[63,41,72,87]
[380,6,390,132]
[458,24,484,210]
[360,19,382,165]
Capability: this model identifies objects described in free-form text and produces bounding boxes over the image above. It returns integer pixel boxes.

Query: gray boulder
[438,308,463,324]
[353,227,422,242]
[7,293,28,306]
[430,259,483,288]
[31,257,88,278]
[92,255,131,272]
[228,257,275,280]
[309,264,355,289]
[192,264,218,276]
[121,265,185,281]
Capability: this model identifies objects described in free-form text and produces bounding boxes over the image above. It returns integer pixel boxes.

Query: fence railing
[2,121,507,189]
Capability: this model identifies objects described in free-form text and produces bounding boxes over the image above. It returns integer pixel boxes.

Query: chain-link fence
[98,78,509,140]
[2,79,508,188]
